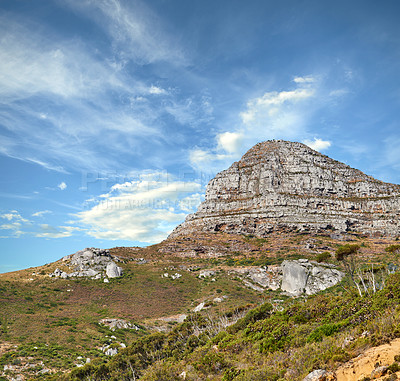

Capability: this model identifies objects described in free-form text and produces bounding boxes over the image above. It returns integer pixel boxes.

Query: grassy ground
[0,231,399,379]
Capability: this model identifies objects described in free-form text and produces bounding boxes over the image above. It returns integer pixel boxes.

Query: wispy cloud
[0,13,180,172]
[73,172,203,243]
[32,210,52,218]
[35,225,82,239]
[63,0,186,65]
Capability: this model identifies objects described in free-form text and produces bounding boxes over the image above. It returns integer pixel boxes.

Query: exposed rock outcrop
[50,248,123,279]
[99,318,139,331]
[231,260,343,296]
[171,140,400,238]
[281,260,344,296]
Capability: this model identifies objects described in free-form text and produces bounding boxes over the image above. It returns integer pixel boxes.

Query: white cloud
[58,182,67,191]
[32,210,52,217]
[0,210,30,223]
[303,138,332,152]
[74,172,202,242]
[0,210,80,239]
[190,78,318,172]
[0,210,31,237]
[240,88,314,125]
[149,85,168,95]
[217,132,244,154]
[293,75,316,84]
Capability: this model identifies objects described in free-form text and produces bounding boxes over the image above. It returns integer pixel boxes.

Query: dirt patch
[0,341,15,356]
[335,338,400,381]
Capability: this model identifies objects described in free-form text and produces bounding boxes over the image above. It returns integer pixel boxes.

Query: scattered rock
[163,272,182,279]
[99,318,139,331]
[342,336,355,348]
[50,268,69,278]
[230,261,342,296]
[247,266,281,290]
[242,279,265,292]
[303,369,328,381]
[370,365,388,379]
[199,270,215,278]
[193,302,206,312]
[159,314,187,323]
[213,296,228,303]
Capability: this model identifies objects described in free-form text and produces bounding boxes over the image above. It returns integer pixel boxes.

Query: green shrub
[223,367,242,380]
[387,362,400,373]
[307,323,342,343]
[316,251,331,263]
[335,244,360,260]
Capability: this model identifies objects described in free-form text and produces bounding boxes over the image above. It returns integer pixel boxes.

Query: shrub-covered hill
[1,232,400,380]
[62,272,400,381]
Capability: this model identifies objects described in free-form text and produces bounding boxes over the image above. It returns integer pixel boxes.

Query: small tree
[335,244,364,296]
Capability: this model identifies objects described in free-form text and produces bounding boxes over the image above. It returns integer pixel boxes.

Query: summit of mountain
[171,140,400,239]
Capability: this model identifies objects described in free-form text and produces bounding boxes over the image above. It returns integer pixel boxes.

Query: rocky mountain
[171,140,400,238]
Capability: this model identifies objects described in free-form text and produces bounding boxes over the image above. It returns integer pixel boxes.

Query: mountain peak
[172,140,400,238]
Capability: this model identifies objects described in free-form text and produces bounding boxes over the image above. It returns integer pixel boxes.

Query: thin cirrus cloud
[32,210,53,218]
[62,0,186,65]
[73,172,203,243]
[0,18,127,101]
[0,8,189,174]
[35,225,82,239]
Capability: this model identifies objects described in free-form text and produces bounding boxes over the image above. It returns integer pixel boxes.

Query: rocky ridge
[171,140,400,238]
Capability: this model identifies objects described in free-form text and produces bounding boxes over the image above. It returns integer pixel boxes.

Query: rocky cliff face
[172,140,400,237]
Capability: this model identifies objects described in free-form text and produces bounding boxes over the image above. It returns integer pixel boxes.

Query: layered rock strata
[171,140,400,237]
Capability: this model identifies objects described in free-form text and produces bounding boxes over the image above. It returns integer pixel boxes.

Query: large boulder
[106,262,123,278]
[281,261,309,296]
[281,259,344,296]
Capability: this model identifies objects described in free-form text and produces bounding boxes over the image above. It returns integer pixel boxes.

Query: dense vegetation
[2,234,400,380]
[62,271,400,380]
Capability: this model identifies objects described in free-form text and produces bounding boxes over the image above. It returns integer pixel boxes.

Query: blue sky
[1,0,400,273]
